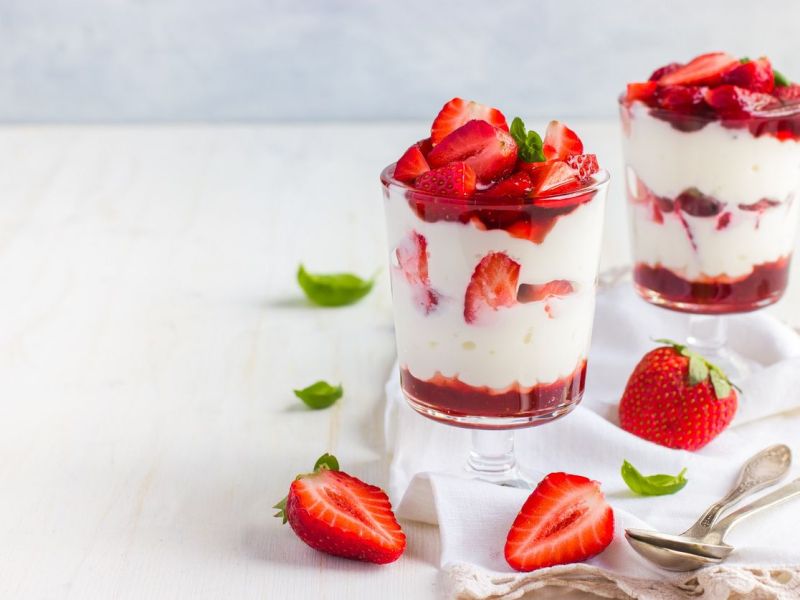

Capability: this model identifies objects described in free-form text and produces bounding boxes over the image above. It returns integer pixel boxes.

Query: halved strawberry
[430,97,509,144]
[427,120,518,184]
[504,472,614,572]
[625,81,658,103]
[565,154,599,181]
[415,162,476,197]
[648,62,683,82]
[704,85,778,118]
[517,280,575,303]
[478,172,533,199]
[775,83,800,103]
[464,252,520,324]
[274,454,406,564]
[394,143,430,183]
[722,58,774,93]
[655,85,707,113]
[542,121,584,160]
[395,231,439,314]
[657,52,738,86]
[528,161,580,196]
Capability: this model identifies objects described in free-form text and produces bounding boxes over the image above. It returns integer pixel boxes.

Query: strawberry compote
[381,98,609,429]
[620,52,800,313]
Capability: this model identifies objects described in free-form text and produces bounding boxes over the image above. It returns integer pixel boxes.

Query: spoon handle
[682,444,791,539]
[711,477,800,537]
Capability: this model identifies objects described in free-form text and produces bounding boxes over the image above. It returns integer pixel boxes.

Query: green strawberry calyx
[273,453,340,524]
[654,339,739,399]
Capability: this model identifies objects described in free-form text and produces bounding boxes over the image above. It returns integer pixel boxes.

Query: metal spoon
[626,444,791,550]
[627,476,800,571]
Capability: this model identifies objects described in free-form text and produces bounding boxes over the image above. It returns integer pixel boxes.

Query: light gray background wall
[1,0,798,122]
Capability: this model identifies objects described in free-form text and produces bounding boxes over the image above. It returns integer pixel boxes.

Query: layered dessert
[621,52,800,313]
[381,98,608,428]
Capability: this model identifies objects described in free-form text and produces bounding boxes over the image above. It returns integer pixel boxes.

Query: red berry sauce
[400,360,587,429]
[634,257,791,314]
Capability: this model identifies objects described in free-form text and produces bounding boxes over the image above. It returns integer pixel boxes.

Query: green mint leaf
[739,56,751,64]
[621,460,688,496]
[273,497,288,524]
[294,380,343,410]
[297,264,374,307]
[774,69,791,87]
[510,116,545,163]
[709,368,732,399]
[314,453,340,472]
[687,353,709,386]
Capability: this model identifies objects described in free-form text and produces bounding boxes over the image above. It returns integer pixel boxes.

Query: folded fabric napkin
[385,283,800,600]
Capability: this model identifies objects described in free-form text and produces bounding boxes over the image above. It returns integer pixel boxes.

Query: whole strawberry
[619,340,738,451]
[274,453,406,564]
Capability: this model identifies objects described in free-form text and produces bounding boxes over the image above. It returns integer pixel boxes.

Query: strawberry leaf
[709,368,732,399]
[510,117,545,163]
[297,264,375,307]
[294,380,343,410]
[314,453,340,472]
[621,460,688,496]
[687,353,709,386]
[273,497,288,524]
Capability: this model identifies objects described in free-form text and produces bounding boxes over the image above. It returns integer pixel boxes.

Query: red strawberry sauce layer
[634,257,791,314]
[400,360,587,428]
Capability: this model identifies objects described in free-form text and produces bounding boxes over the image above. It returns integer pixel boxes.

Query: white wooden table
[0,123,798,599]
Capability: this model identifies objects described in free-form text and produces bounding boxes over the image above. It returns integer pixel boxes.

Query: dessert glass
[381,165,609,485]
[620,98,800,377]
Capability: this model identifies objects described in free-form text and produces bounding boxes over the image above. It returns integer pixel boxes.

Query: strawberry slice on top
[464,252,520,323]
[656,52,738,87]
[415,161,476,197]
[542,120,584,160]
[430,97,509,144]
[505,472,614,572]
[394,143,430,183]
[274,454,406,564]
[427,120,518,184]
[565,154,599,181]
[527,160,580,196]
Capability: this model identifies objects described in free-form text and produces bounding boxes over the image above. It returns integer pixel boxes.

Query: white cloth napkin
[385,283,800,600]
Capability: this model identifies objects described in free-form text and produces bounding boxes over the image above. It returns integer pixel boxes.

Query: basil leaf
[621,460,688,496]
[774,69,791,87]
[314,453,340,472]
[294,380,343,409]
[297,264,374,307]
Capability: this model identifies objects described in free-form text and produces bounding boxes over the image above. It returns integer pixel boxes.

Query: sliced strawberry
[722,58,774,93]
[655,85,707,113]
[464,252,520,324]
[542,121,584,160]
[430,97,509,144]
[478,172,533,199]
[775,83,800,104]
[505,472,614,572]
[657,52,738,86]
[528,161,580,196]
[415,162,476,197]
[625,81,658,104]
[649,62,683,82]
[565,154,599,181]
[427,120,518,184]
[395,231,439,314]
[517,280,575,303]
[275,455,406,564]
[394,143,430,183]
[704,85,778,118]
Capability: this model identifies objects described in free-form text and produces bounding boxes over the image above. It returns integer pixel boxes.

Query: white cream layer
[383,186,606,389]
[624,102,800,279]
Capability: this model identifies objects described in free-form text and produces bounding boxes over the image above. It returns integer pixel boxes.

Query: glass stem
[466,429,518,478]
[686,314,727,356]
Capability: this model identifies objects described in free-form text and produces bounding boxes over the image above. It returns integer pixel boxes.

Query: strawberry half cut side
[657,52,738,87]
[394,143,430,183]
[542,121,584,161]
[430,97,509,144]
[395,231,439,314]
[274,454,406,564]
[505,472,614,572]
[464,252,520,324]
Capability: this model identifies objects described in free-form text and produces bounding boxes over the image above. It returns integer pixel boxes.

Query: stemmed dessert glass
[619,97,800,382]
[381,165,609,486]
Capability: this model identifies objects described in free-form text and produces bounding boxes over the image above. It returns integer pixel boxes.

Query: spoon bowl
[625,533,722,571]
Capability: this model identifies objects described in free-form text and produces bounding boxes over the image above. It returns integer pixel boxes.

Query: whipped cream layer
[624,102,800,206]
[383,186,606,390]
[624,102,800,280]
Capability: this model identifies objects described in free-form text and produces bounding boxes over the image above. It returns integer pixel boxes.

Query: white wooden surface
[0,123,798,599]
